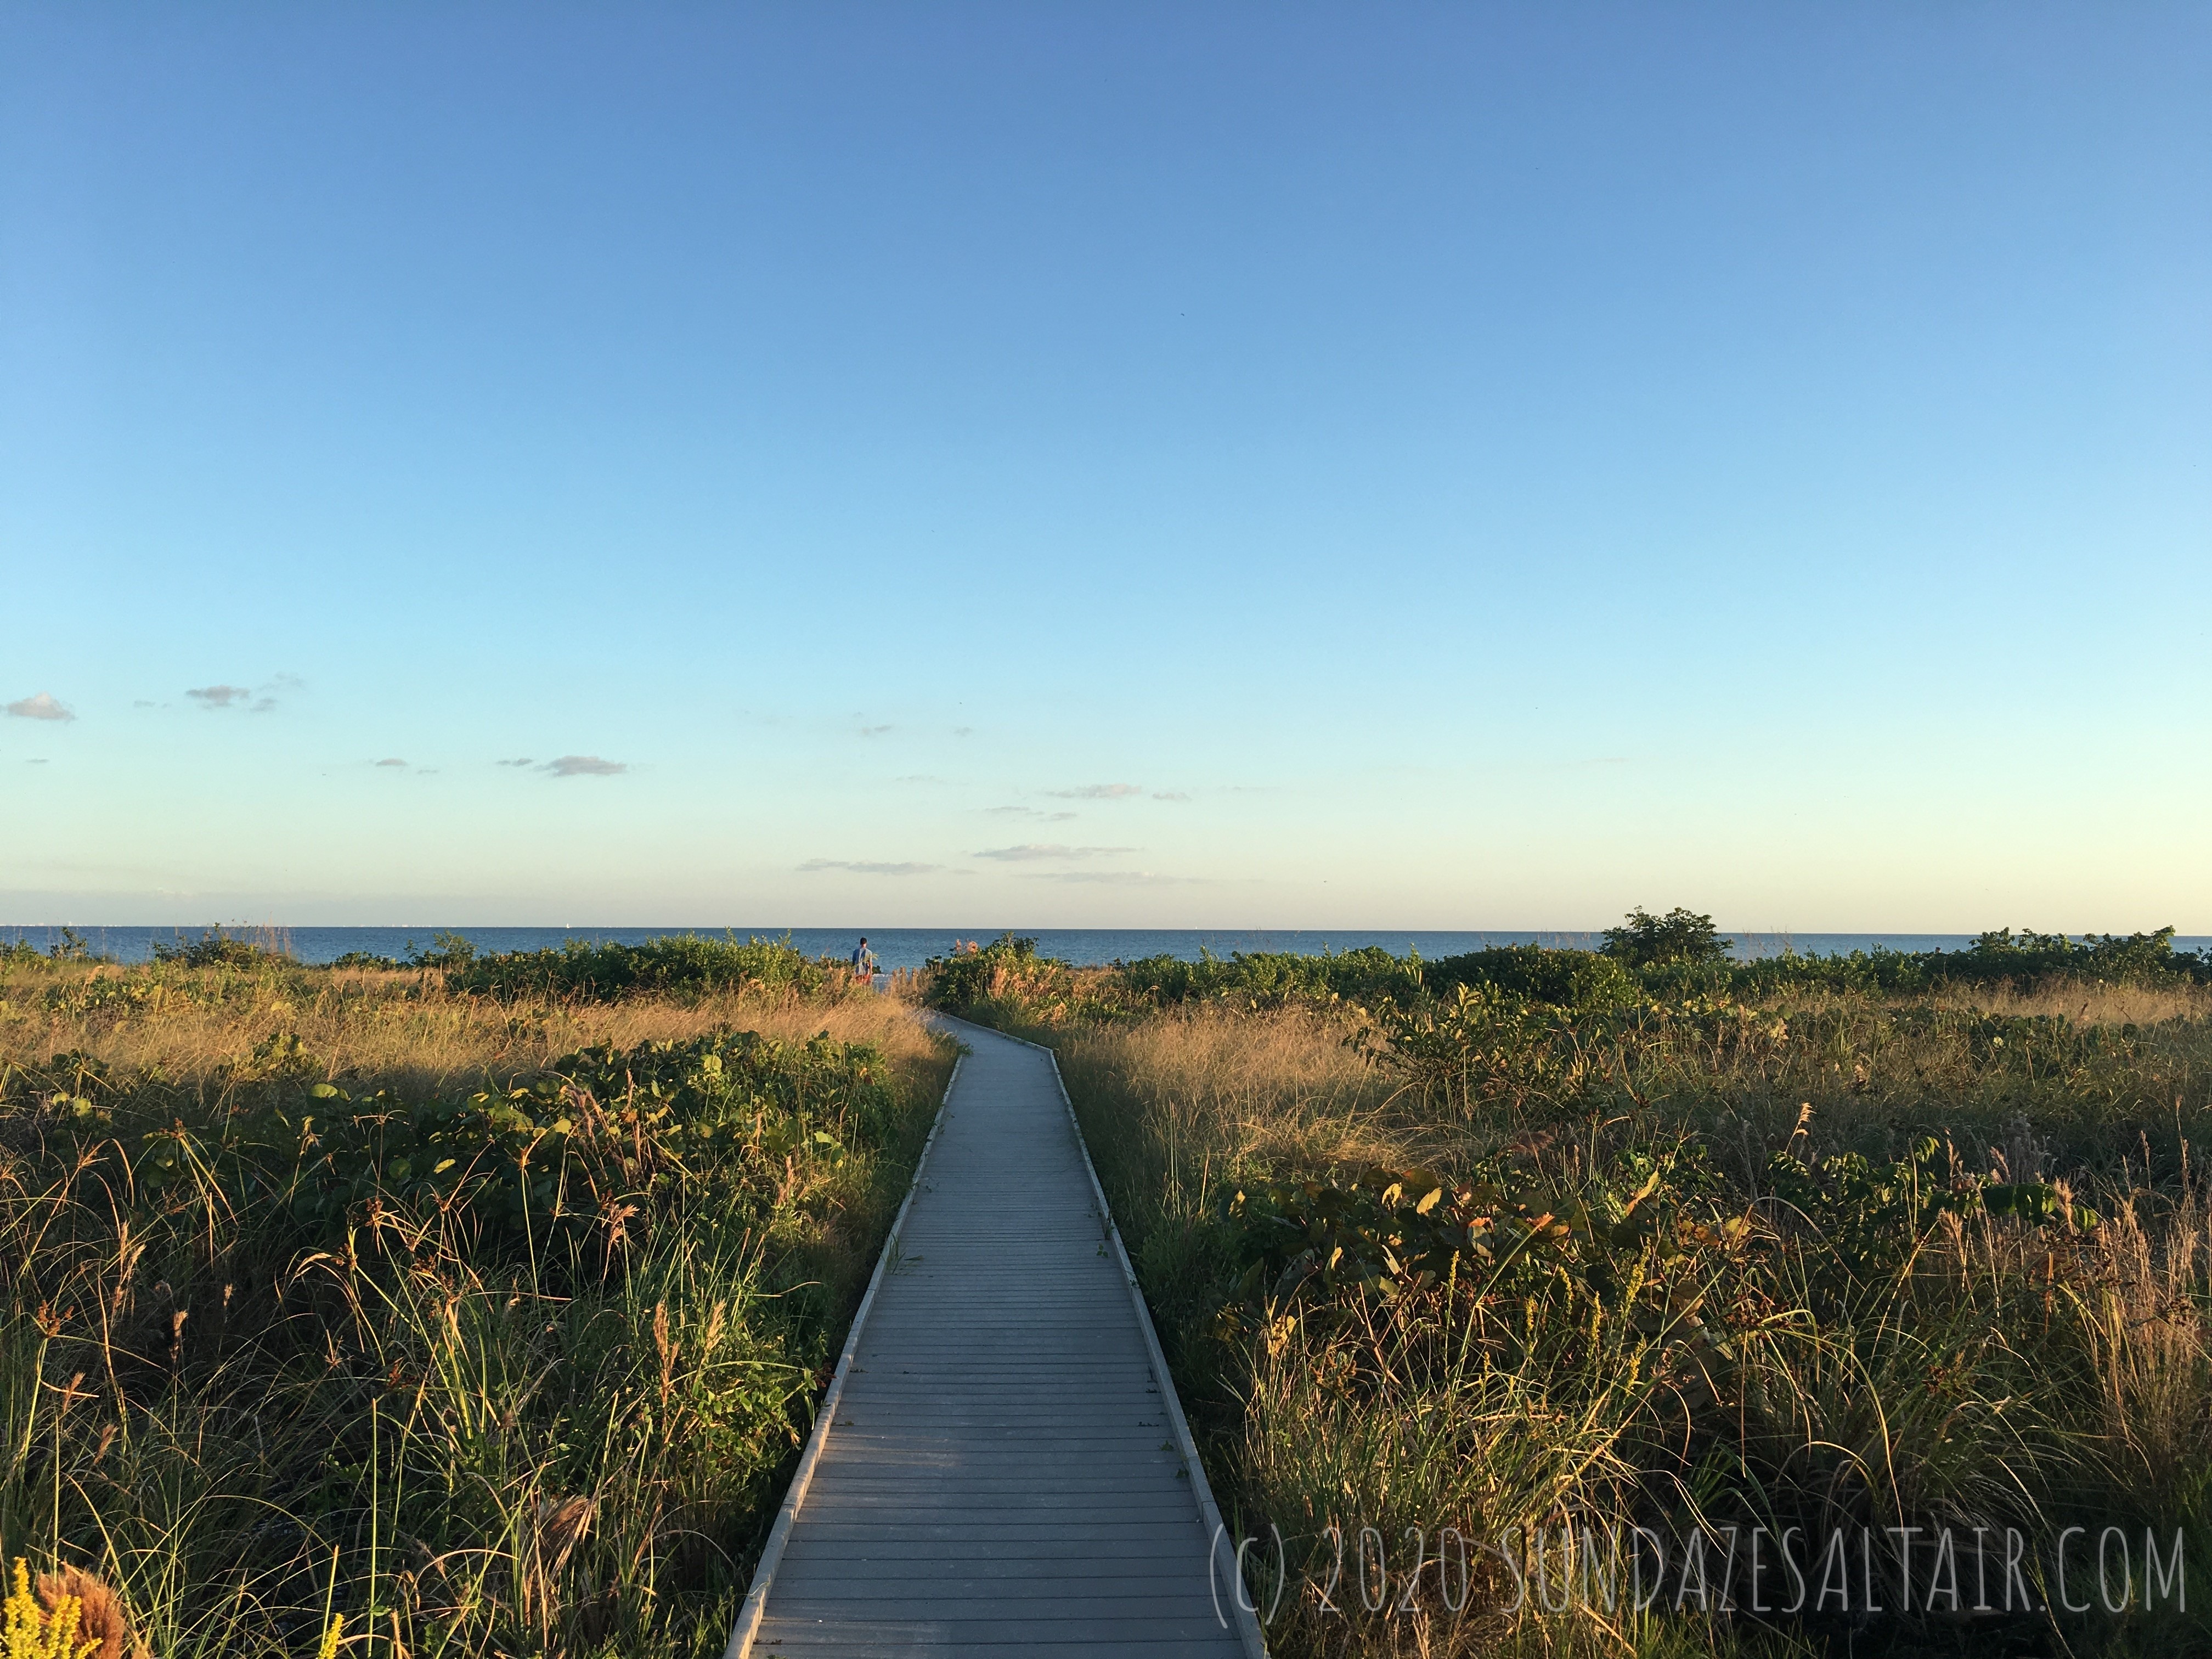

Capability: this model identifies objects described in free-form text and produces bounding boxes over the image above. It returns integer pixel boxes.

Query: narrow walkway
[744,1018,1255,1656]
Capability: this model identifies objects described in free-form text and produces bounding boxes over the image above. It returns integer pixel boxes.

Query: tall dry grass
[6,963,938,1097]
[1929,973,2212,1027]
[1015,990,2212,1658]
[0,956,950,1659]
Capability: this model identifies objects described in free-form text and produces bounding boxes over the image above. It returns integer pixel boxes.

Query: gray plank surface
[750,1020,1250,1656]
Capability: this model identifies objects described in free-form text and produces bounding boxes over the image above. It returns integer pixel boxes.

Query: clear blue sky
[4,3,2207,931]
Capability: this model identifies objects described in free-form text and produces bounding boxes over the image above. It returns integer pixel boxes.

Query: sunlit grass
[951,951,2212,1658]
[0,951,949,1658]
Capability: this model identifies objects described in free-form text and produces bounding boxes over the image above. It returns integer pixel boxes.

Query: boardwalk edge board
[941,1014,1272,1659]
[723,1047,967,1659]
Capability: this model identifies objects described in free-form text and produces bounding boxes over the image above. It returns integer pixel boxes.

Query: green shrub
[150,928,282,969]
[1115,945,1420,1008]
[443,933,844,1003]
[1942,924,2205,985]
[402,928,478,969]
[926,933,1043,1010]
[1424,942,1639,1011]
[1,928,112,967]
[1601,905,1730,967]
[326,949,399,970]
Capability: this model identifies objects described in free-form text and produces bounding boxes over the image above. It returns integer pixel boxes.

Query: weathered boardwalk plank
[732,1017,1263,1656]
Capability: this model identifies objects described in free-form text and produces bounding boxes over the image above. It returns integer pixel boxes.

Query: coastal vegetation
[0,933,949,1658]
[929,921,2212,1658]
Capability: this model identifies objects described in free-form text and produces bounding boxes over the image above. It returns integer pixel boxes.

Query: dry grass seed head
[34,1564,144,1659]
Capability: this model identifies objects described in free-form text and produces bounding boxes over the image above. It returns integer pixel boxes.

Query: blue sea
[5,924,2205,971]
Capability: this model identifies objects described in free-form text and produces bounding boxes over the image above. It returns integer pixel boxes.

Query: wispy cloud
[895,774,949,785]
[1047,782,1144,800]
[858,724,893,738]
[1152,791,1190,802]
[375,758,408,769]
[799,859,943,876]
[190,672,298,713]
[5,693,72,722]
[497,758,535,767]
[544,755,627,777]
[187,684,276,713]
[973,844,1136,862]
[986,805,1079,821]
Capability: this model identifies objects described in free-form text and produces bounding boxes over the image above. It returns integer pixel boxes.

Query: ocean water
[5,924,2205,972]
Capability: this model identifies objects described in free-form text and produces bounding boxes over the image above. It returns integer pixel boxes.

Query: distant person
[850,937,877,979]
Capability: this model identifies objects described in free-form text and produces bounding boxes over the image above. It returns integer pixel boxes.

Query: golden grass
[1018,982,2212,1658]
[1931,973,2212,1026]
[2,964,937,1097]
[0,960,950,1658]
[1066,1004,1404,1170]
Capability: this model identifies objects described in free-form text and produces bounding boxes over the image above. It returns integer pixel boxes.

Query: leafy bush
[326,949,398,970]
[1601,905,1730,966]
[402,928,478,969]
[150,928,283,969]
[1116,945,1420,1009]
[1118,944,1635,1013]
[926,933,1043,1009]
[1,930,112,968]
[48,928,101,963]
[1765,1133,2097,1295]
[1943,924,2207,985]
[1221,1156,1699,1312]
[443,933,845,1003]
[1424,942,1639,1011]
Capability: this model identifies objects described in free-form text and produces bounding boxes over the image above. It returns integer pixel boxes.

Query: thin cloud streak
[544,755,626,777]
[187,684,279,713]
[1047,783,1143,799]
[799,859,943,876]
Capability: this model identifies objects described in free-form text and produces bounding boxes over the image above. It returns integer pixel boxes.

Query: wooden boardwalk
[731,1017,1264,1657]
